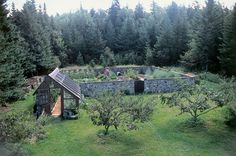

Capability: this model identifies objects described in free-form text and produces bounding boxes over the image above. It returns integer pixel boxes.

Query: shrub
[0,111,46,143]
[68,68,96,80]
[200,72,222,83]
[217,77,236,127]
[124,69,138,79]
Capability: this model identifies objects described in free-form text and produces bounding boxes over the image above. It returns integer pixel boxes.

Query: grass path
[23,95,236,156]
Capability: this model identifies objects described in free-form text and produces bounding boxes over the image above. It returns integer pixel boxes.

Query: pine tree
[167,3,189,64]
[145,43,154,65]
[148,1,162,48]
[76,52,84,65]
[82,14,105,63]
[13,0,58,75]
[0,0,26,105]
[108,0,121,32]
[49,17,68,67]
[219,5,236,75]
[100,47,116,66]
[181,0,224,71]
[153,14,174,66]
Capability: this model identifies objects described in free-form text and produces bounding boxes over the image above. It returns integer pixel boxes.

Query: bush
[217,77,236,127]
[199,72,223,83]
[68,68,96,80]
[0,111,46,143]
[124,69,138,79]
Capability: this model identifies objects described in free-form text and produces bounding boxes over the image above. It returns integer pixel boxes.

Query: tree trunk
[104,126,109,135]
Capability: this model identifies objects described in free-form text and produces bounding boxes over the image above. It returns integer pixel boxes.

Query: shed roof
[49,68,81,99]
[34,68,81,99]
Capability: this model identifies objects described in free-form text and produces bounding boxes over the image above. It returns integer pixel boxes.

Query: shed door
[135,80,144,94]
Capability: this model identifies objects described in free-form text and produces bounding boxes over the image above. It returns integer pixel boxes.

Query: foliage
[23,95,236,156]
[0,0,26,105]
[219,4,236,76]
[161,81,224,125]
[4,0,233,75]
[181,0,224,71]
[144,44,154,65]
[145,69,179,79]
[0,111,46,143]
[100,47,116,67]
[199,72,223,83]
[216,77,236,126]
[124,69,138,79]
[68,68,96,80]
[11,0,59,75]
[76,52,85,66]
[88,92,155,135]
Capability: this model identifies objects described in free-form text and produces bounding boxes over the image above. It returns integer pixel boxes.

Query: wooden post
[76,99,80,117]
[61,88,64,119]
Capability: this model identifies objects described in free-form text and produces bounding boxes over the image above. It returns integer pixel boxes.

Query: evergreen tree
[100,47,116,66]
[153,14,174,66]
[181,0,224,71]
[12,0,58,75]
[167,3,189,64]
[76,52,84,65]
[49,17,68,67]
[134,3,144,20]
[145,43,154,65]
[108,0,121,33]
[219,5,236,75]
[0,0,26,105]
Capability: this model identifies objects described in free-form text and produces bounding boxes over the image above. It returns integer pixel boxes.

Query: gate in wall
[134,80,144,94]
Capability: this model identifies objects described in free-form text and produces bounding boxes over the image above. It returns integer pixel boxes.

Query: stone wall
[61,66,196,96]
[79,80,135,97]
[144,77,195,93]
[79,77,195,96]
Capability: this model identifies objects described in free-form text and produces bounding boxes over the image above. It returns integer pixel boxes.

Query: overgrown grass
[22,95,236,156]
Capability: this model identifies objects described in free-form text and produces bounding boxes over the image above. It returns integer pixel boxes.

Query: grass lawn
[22,94,236,156]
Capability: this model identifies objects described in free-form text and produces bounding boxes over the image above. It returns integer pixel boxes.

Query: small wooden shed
[33,68,81,118]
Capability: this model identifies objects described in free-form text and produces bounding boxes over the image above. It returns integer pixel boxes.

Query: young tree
[216,78,236,126]
[161,81,224,125]
[145,43,154,65]
[88,92,155,135]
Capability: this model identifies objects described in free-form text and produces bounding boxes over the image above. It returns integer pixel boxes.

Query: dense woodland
[0,0,236,104]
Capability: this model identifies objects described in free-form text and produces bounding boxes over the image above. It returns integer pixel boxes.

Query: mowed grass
[22,94,236,156]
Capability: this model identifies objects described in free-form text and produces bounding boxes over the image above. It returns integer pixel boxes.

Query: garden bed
[61,66,195,96]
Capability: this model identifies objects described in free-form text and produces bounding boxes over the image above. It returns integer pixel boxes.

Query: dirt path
[51,96,61,117]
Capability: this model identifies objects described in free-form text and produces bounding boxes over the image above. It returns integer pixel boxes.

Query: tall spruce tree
[153,13,174,66]
[219,5,236,75]
[181,0,224,71]
[12,0,58,75]
[0,0,26,105]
